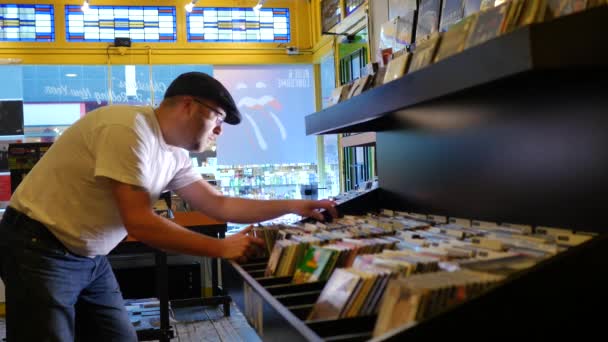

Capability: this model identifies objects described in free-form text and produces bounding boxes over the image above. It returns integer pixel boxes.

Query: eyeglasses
[192,98,226,126]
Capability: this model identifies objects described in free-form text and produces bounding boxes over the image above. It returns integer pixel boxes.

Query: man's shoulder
[93,104,151,119]
[88,105,153,129]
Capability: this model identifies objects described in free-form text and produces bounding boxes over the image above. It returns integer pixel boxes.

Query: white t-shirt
[10,105,202,257]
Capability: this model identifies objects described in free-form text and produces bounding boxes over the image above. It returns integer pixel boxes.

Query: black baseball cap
[164,72,241,125]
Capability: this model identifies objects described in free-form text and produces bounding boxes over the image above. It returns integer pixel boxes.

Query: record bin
[223,190,382,342]
[223,191,608,341]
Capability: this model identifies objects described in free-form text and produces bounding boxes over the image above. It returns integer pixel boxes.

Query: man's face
[184,97,226,152]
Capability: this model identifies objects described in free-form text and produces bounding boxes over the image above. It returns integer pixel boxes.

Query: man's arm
[174,180,337,223]
[110,180,263,259]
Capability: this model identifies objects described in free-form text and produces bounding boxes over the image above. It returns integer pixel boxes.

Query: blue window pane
[187,7,290,43]
[0,4,55,42]
[65,5,176,42]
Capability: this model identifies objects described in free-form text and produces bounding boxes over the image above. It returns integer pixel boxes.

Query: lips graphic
[237,95,287,150]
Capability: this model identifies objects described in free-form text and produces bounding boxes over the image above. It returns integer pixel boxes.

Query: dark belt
[2,206,63,246]
[3,206,42,227]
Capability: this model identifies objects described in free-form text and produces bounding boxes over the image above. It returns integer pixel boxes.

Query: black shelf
[305,7,608,135]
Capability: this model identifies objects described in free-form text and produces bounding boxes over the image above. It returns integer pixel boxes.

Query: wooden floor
[172,303,261,342]
[0,303,261,342]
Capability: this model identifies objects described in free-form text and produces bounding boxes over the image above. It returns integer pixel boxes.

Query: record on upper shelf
[415,0,442,43]
[465,0,484,16]
[380,18,399,51]
[352,75,374,97]
[327,83,353,107]
[518,0,548,26]
[383,52,412,84]
[501,0,526,33]
[464,2,510,49]
[434,14,477,62]
[389,0,419,20]
[409,33,442,73]
[395,10,418,51]
[547,0,588,18]
[480,0,497,10]
[440,0,466,32]
[346,78,364,99]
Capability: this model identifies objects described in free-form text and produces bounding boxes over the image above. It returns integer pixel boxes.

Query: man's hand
[220,225,265,261]
[290,199,338,221]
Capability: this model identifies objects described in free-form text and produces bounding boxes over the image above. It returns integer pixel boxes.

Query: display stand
[224,7,608,341]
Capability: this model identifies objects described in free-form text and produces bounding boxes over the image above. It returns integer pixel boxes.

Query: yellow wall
[1,0,369,65]
[0,0,316,65]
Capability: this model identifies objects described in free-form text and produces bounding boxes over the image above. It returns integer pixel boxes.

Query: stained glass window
[65,5,176,42]
[0,4,54,42]
[187,7,290,42]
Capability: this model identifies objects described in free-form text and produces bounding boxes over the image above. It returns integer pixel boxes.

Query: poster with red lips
[213,65,316,165]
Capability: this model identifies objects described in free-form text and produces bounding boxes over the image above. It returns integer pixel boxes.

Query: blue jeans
[0,207,137,342]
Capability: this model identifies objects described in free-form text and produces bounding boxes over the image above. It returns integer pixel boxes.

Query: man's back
[9,105,198,256]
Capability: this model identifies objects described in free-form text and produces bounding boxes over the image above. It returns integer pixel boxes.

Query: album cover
[352,75,374,96]
[480,0,496,10]
[434,14,477,62]
[292,246,336,283]
[588,0,606,7]
[389,0,419,20]
[465,0,484,16]
[464,2,510,49]
[380,18,399,50]
[396,10,418,51]
[265,241,286,276]
[460,254,540,276]
[346,78,364,99]
[415,0,443,43]
[441,0,466,31]
[518,0,548,26]
[383,53,411,84]
[308,269,362,320]
[547,0,588,18]
[373,279,422,337]
[409,33,441,73]
[327,83,353,106]
[501,0,526,33]
[373,66,388,88]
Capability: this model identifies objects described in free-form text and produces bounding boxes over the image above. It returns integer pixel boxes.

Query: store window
[0,4,54,42]
[65,5,176,42]
[212,65,319,200]
[0,64,321,203]
[187,7,289,42]
[337,27,375,192]
[0,64,214,141]
[320,53,340,198]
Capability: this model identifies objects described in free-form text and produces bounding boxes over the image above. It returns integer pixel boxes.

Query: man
[0,72,337,341]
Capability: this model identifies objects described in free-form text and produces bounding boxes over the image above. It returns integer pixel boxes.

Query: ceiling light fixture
[185,0,199,13]
[253,0,266,13]
[81,0,90,13]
